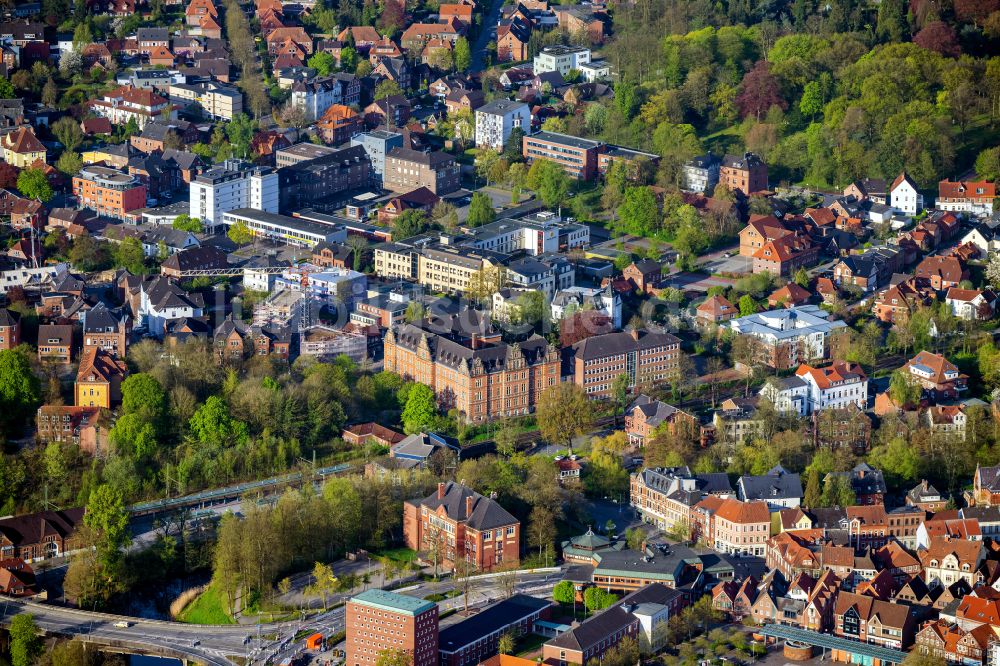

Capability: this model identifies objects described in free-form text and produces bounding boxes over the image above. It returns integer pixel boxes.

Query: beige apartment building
[418,246,496,294]
[374,243,419,281]
[169,82,243,120]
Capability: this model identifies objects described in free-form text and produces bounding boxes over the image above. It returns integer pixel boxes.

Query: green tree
[121,373,167,423]
[225,113,255,159]
[503,126,525,162]
[793,266,810,288]
[820,474,855,508]
[454,37,471,72]
[113,236,146,274]
[0,348,41,432]
[189,396,248,447]
[799,80,824,120]
[9,614,41,666]
[526,158,571,208]
[307,51,336,76]
[401,383,437,434]
[0,78,13,99]
[868,435,922,487]
[375,79,404,100]
[394,209,430,240]
[616,187,660,236]
[109,413,158,461]
[553,579,576,605]
[172,214,203,232]
[84,484,131,563]
[583,586,618,612]
[52,116,84,153]
[738,294,758,316]
[55,151,83,175]
[467,191,496,227]
[41,78,58,107]
[976,146,1000,181]
[804,467,822,507]
[611,373,630,425]
[536,383,593,452]
[498,633,515,655]
[227,220,254,246]
[876,0,907,42]
[339,46,358,72]
[888,369,922,407]
[16,168,53,202]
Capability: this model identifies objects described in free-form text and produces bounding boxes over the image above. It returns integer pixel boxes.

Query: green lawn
[178,583,236,625]
[375,547,419,564]
[514,633,549,657]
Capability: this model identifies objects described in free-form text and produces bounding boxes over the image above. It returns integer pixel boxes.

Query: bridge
[129,463,353,517]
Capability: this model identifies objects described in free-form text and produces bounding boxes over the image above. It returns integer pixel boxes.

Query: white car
[113,621,131,628]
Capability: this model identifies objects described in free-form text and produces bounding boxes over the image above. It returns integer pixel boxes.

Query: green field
[178,583,236,625]
[376,547,419,564]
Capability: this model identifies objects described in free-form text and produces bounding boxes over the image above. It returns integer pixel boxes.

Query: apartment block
[347,590,438,666]
[352,130,405,184]
[532,45,590,75]
[630,466,733,533]
[277,145,372,211]
[383,147,460,195]
[190,160,279,232]
[475,100,531,151]
[522,131,602,180]
[72,166,147,221]
[168,81,243,120]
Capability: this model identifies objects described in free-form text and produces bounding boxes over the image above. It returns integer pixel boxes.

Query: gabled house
[75,347,128,409]
[945,287,997,321]
[737,465,802,511]
[834,591,918,649]
[889,172,923,216]
[901,351,967,401]
[915,255,968,292]
[938,179,995,216]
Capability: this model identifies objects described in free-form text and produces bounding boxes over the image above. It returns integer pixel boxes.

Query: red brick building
[404,481,520,572]
[347,589,438,666]
[572,329,680,398]
[0,309,21,351]
[720,152,767,195]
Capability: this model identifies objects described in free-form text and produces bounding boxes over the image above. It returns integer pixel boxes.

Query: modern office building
[522,131,602,180]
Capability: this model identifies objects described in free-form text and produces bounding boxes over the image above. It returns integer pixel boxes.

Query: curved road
[0,572,562,665]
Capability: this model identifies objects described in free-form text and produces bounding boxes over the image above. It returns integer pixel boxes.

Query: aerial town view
[1,0,1000,662]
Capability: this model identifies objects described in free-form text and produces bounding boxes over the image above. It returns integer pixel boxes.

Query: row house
[919,536,984,590]
[832,246,902,292]
[87,86,174,130]
[765,530,825,581]
[629,466,733,533]
[691,498,770,557]
[752,234,819,277]
[916,516,981,550]
[833,591,918,651]
[938,179,996,216]
[915,619,993,665]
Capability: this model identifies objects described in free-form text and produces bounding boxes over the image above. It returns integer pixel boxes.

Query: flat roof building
[439,595,553,666]
[347,590,439,666]
[522,131,603,180]
[222,208,348,247]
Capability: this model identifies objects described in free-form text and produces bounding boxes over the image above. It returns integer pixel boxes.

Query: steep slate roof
[2,127,44,154]
[738,465,803,503]
[0,508,85,548]
[414,481,518,531]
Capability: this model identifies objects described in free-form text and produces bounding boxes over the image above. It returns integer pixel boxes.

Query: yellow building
[81,145,131,170]
[75,348,128,409]
[1,127,46,168]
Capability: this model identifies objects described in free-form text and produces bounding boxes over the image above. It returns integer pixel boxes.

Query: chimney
[438,482,446,499]
[466,496,474,517]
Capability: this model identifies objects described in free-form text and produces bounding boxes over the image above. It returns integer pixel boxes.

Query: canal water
[129,656,183,666]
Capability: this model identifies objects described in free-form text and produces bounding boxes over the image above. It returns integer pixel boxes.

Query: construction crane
[176,263,325,331]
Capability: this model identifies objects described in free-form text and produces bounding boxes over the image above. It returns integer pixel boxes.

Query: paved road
[470,0,505,72]
[0,571,562,666]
